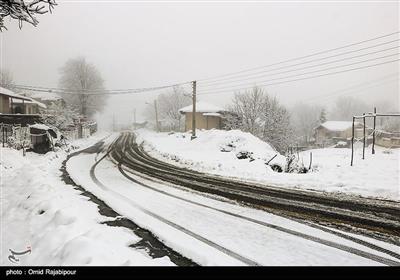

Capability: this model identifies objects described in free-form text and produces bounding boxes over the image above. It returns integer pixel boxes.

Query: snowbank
[136,129,286,179]
[0,133,172,266]
[137,129,399,201]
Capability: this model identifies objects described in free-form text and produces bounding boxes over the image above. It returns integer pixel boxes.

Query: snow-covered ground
[0,133,172,266]
[136,129,399,201]
[66,144,400,266]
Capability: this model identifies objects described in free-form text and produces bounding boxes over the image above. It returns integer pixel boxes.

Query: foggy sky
[1,0,398,129]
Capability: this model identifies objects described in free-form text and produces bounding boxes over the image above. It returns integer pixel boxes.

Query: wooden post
[133,108,136,130]
[372,107,376,154]
[351,116,355,166]
[154,100,159,132]
[2,126,4,147]
[191,80,197,140]
[362,113,366,160]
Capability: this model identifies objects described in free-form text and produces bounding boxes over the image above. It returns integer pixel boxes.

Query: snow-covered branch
[0,0,57,31]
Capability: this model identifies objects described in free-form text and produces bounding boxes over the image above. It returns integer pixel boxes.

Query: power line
[198,31,400,82]
[197,59,400,95]
[10,81,192,95]
[197,53,399,93]
[301,73,399,104]
[199,41,399,87]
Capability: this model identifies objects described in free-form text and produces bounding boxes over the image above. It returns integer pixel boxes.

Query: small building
[12,96,47,114]
[24,91,65,107]
[0,87,31,114]
[178,102,226,131]
[375,130,400,148]
[314,121,366,146]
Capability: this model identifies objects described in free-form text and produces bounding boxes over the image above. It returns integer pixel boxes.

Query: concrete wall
[184,112,222,131]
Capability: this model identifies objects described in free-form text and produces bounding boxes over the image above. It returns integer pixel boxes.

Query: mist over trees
[328,96,371,121]
[59,57,107,118]
[145,86,191,131]
[0,69,14,89]
[226,87,294,153]
[290,103,326,145]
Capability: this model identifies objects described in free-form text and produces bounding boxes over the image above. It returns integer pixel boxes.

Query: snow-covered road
[66,134,400,266]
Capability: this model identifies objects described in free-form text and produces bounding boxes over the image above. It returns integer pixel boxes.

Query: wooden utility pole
[154,100,159,132]
[133,108,137,130]
[362,113,366,160]
[112,113,115,132]
[191,80,197,140]
[350,116,355,166]
[372,107,376,154]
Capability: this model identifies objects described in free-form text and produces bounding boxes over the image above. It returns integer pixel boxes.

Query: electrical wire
[199,42,399,87]
[197,31,399,82]
[197,58,400,95]
[197,53,399,93]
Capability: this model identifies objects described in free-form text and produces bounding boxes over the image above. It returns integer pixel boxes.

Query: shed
[314,121,365,145]
[178,101,226,131]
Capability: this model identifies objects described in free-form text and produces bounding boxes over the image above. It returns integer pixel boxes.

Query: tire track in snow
[108,132,400,266]
[90,135,260,266]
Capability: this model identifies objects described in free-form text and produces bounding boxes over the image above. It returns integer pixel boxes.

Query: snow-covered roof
[0,87,31,101]
[319,121,361,131]
[179,102,226,113]
[203,112,222,117]
[26,91,62,101]
[29,123,51,130]
[13,97,47,108]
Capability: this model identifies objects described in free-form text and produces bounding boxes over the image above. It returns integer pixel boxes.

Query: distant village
[0,86,97,153]
[1,85,399,156]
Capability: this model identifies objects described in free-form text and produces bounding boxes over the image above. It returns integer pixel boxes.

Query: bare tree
[229,87,265,135]
[145,86,191,131]
[0,68,14,89]
[228,87,294,153]
[0,0,57,31]
[59,57,107,117]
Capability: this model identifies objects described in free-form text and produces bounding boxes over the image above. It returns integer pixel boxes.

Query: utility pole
[154,100,159,132]
[191,80,197,140]
[372,107,376,154]
[362,113,366,160]
[133,108,136,130]
[112,113,116,132]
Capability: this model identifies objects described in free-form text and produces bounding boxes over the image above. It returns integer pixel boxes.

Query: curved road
[109,132,400,243]
[67,131,400,265]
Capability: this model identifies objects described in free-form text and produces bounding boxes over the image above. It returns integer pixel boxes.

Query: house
[314,121,367,146]
[24,91,65,107]
[12,96,47,114]
[0,86,31,114]
[178,101,226,131]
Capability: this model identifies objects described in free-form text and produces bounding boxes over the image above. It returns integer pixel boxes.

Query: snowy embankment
[0,133,172,266]
[136,129,399,201]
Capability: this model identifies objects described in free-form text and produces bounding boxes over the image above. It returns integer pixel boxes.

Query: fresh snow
[29,123,51,130]
[178,101,226,113]
[0,87,31,101]
[0,133,173,266]
[136,128,287,176]
[136,129,399,201]
[319,121,360,131]
[66,148,399,266]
